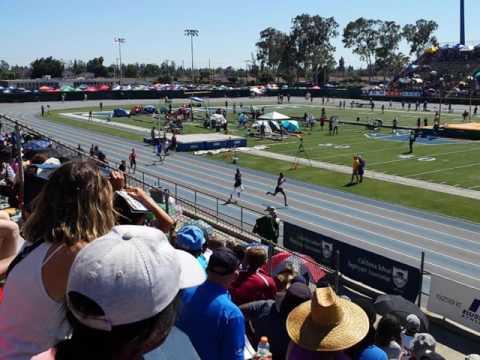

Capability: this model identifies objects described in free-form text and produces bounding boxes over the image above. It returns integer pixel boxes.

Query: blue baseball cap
[176,225,206,251]
[358,345,388,360]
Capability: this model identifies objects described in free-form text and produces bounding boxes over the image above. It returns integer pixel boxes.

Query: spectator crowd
[0,120,476,360]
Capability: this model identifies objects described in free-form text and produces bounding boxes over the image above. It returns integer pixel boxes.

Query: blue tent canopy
[281,120,300,133]
[143,105,157,114]
[113,108,129,117]
[23,139,51,151]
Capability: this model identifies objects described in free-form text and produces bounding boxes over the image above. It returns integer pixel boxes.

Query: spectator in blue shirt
[177,247,245,360]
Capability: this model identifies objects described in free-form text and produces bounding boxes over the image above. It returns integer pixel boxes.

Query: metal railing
[6,114,479,338]
[1,114,336,286]
[0,113,265,239]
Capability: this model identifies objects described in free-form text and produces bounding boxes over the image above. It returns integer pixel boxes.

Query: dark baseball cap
[207,248,240,275]
[277,282,312,315]
[285,282,312,301]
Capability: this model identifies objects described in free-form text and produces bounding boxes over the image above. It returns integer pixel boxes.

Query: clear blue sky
[1,0,479,69]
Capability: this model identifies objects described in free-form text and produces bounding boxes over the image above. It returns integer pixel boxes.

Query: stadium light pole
[184,29,199,83]
[460,0,465,45]
[114,37,126,84]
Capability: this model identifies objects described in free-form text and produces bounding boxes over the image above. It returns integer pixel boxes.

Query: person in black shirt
[118,160,127,173]
[168,133,177,152]
[260,123,266,139]
[224,168,243,204]
[409,131,416,153]
[253,206,280,243]
[266,173,288,207]
[392,117,398,133]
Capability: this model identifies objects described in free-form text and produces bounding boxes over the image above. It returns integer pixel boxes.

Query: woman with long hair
[0,159,117,359]
[31,225,205,360]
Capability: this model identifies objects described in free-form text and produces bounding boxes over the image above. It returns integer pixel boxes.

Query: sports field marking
[367,145,480,167]
[265,141,298,147]
[287,102,465,118]
[406,162,480,178]
[318,144,406,161]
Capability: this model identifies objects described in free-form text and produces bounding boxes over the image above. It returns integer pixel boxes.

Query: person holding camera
[0,160,118,359]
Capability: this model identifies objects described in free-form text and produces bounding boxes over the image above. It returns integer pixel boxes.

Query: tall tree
[343,18,381,80]
[11,65,30,79]
[375,21,403,80]
[141,63,160,78]
[86,57,108,77]
[278,35,298,84]
[71,59,87,75]
[0,60,13,80]
[403,19,439,57]
[337,57,345,73]
[0,60,9,72]
[30,57,64,78]
[291,14,339,84]
[249,52,259,79]
[124,64,139,78]
[256,27,289,81]
[158,60,176,81]
[389,53,410,77]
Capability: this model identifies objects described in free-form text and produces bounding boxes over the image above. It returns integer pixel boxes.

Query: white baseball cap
[406,314,421,331]
[34,157,61,180]
[67,225,206,331]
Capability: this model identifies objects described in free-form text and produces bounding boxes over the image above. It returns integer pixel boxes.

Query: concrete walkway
[239,148,480,200]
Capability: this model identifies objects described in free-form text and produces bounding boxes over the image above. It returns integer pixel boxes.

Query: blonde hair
[22,159,116,246]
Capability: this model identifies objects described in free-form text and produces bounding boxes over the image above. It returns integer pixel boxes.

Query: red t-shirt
[230,269,277,305]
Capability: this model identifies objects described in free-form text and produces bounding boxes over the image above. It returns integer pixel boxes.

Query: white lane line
[407,162,480,177]
[163,159,480,257]
[13,111,480,241]
[368,145,480,167]
[168,155,480,245]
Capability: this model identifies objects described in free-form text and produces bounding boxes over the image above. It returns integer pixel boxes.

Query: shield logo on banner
[392,267,409,289]
[322,241,333,259]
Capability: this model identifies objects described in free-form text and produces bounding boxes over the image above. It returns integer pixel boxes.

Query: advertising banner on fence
[283,222,421,302]
[428,275,480,333]
[368,90,386,97]
[400,91,422,97]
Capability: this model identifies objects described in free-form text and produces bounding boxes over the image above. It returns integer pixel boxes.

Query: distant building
[72,78,116,88]
[72,77,156,87]
[0,79,60,90]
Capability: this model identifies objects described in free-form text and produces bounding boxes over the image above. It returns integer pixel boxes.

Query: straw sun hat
[286,287,369,352]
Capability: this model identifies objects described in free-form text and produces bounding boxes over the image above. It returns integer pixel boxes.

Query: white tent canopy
[258,111,290,121]
[252,120,273,135]
[252,120,282,134]
[210,113,227,125]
